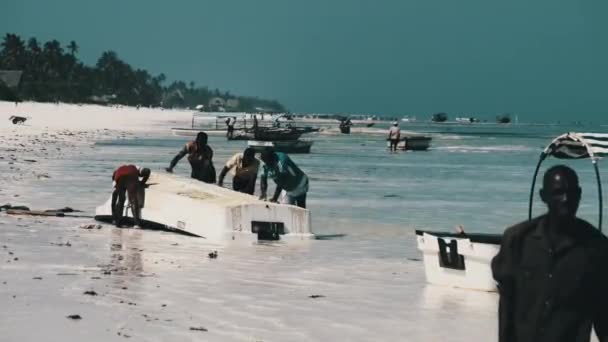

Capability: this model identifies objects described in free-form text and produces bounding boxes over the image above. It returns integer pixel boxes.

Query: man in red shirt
[112,165,150,227]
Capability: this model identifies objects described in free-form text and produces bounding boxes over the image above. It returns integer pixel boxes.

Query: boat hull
[95,173,314,242]
[247,140,313,154]
[387,135,432,151]
[415,230,501,291]
[171,128,227,137]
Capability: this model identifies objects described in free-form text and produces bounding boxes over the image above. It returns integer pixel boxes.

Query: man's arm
[217,166,230,186]
[491,235,516,342]
[260,171,268,200]
[167,145,188,172]
[594,248,608,341]
[271,185,283,203]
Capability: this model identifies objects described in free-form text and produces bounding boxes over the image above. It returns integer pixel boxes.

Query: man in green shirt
[259,151,309,208]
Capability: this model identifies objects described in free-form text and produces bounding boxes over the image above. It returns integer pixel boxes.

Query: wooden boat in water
[247,139,313,154]
[387,135,432,151]
[95,172,314,242]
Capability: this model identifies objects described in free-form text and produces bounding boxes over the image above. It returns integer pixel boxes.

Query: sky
[2,0,607,122]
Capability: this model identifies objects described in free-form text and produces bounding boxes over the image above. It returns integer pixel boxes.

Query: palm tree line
[0,33,285,112]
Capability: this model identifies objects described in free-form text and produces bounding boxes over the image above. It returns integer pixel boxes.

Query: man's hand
[165,167,173,173]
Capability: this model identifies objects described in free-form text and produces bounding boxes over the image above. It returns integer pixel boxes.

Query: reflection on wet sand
[107,228,146,291]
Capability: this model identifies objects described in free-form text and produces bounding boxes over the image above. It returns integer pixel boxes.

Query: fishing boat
[94,172,314,242]
[386,135,432,151]
[415,132,608,291]
[247,139,314,154]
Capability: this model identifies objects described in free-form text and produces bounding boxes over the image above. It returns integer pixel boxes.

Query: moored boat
[386,135,432,151]
[95,172,314,242]
[247,139,313,154]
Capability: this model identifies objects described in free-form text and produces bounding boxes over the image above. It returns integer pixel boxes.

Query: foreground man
[259,151,309,208]
[217,147,260,195]
[166,132,216,183]
[112,165,150,227]
[491,165,608,342]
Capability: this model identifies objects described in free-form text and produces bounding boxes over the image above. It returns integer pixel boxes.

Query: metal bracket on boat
[437,238,465,270]
[528,132,605,231]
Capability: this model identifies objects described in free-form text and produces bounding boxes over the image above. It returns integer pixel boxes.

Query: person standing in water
[388,121,401,152]
[492,165,608,342]
[217,147,260,195]
[259,151,309,208]
[166,132,216,183]
[225,116,236,139]
[112,165,150,227]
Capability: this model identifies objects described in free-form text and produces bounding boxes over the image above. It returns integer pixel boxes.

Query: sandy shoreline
[0,101,507,342]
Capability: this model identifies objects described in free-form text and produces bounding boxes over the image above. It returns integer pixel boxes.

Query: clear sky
[2,0,607,122]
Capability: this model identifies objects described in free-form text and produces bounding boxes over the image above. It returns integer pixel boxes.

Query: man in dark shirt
[491,165,608,342]
[165,132,216,183]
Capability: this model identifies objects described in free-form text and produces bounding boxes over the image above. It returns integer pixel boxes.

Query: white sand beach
[2,101,509,341]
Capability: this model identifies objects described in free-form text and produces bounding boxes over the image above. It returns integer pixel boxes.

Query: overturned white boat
[415,132,608,291]
[95,172,314,242]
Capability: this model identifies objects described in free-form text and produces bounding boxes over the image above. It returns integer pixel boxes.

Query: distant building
[208,97,226,112]
[226,98,239,110]
[0,70,23,88]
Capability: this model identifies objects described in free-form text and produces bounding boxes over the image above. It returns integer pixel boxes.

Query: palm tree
[67,41,78,56]
[1,33,26,69]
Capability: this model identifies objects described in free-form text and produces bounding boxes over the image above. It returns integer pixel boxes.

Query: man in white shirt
[388,121,401,151]
[217,148,260,195]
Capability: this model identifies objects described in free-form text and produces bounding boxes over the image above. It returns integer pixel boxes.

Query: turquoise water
[95,123,608,237]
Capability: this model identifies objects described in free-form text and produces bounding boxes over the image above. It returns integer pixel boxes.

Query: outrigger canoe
[95,172,314,242]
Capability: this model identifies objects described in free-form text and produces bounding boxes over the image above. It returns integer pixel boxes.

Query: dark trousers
[390,139,399,151]
[286,192,307,209]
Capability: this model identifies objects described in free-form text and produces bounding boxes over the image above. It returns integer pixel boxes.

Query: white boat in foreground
[414,132,608,292]
[95,172,314,242]
[415,230,500,291]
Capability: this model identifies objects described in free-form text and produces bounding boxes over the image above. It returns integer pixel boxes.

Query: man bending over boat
[165,132,216,183]
[217,147,260,195]
[491,165,608,342]
[259,151,309,208]
[112,165,151,227]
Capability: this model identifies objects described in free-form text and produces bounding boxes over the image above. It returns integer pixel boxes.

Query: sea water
[2,122,606,341]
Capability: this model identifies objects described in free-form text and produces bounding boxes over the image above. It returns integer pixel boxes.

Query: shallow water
[2,122,606,341]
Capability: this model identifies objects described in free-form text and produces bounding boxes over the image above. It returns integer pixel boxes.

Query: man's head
[196,132,208,146]
[393,121,398,126]
[243,148,256,163]
[140,167,151,179]
[540,164,581,220]
[260,150,277,166]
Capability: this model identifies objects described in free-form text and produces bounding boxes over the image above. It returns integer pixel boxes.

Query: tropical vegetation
[0,33,286,112]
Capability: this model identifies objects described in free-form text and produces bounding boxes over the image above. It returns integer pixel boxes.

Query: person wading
[492,165,608,342]
[388,121,401,152]
[166,132,216,183]
[217,147,260,195]
[112,165,150,227]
